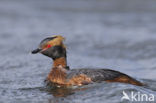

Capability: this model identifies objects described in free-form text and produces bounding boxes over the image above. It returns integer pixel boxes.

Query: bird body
[32,35,143,87]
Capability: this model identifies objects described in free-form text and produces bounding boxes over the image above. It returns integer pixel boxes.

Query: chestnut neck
[53,57,67,68]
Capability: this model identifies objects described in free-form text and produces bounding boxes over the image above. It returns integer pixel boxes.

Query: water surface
[0,0,156,103]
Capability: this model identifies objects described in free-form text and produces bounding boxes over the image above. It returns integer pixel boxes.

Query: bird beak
[31,48,42,54]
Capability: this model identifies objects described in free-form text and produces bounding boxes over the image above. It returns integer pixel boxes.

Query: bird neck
[47,57,67,84]
[53,57,67,68]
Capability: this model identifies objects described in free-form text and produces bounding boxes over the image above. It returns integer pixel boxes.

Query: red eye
[47,44,51,48]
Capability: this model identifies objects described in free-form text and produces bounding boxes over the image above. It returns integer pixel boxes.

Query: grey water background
[0,0,156,103]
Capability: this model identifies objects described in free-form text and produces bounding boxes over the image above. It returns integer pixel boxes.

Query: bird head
[32,35,66,60]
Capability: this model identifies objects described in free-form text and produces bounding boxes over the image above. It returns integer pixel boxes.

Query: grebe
[32,35,143,87]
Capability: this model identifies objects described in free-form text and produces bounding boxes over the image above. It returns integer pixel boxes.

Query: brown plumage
[106,75,143,86]
[32,35,144,87]
[53,57,67,68]
[47,59,92,86]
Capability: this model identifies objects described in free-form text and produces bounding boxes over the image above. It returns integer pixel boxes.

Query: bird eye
[46,44,52,48]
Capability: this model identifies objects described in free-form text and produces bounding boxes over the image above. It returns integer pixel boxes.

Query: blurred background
[0,0,156,103]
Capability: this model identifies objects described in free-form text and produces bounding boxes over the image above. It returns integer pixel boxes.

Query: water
[0,0,156,103]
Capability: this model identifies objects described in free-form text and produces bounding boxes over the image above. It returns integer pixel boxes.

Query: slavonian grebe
[32,35,143,87]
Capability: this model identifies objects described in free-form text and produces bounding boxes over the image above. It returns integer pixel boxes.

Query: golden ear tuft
[48,35,66,48]
[52,35,65,41]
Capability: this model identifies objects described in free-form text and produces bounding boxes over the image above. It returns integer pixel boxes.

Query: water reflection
[46,86,88,97]
[47,87,74,97]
